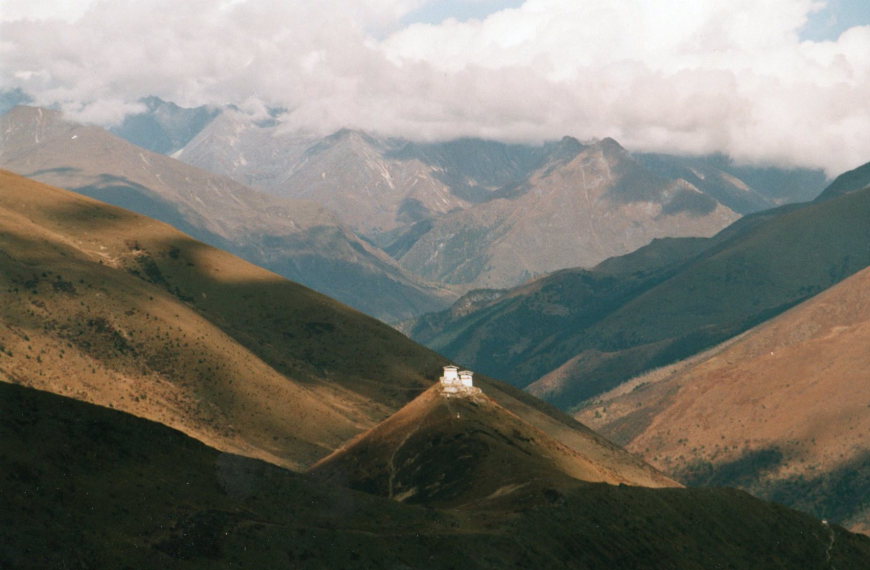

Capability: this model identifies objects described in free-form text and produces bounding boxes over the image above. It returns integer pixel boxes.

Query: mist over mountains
[0,105,454,323]
[124,98,826,290]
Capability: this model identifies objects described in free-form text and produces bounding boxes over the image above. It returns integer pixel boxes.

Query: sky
[1,0,869,175]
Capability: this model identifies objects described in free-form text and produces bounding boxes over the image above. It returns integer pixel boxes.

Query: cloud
[1,0,868,175]
[0,0,98,23]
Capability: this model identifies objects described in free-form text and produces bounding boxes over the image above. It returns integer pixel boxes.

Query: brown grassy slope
[576,265,870,532]
[475,375,677,490]
[0,170,671,485]
[6,380,870,569]
[310,384,676,508]
[0,169,447,469]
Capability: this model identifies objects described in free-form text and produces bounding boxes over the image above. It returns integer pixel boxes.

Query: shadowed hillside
[5,381,870,568]
[815,160,870,201]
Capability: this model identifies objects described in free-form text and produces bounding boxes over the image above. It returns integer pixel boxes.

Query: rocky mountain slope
[170,106,319,192]
[176,111,812,290]
[0,106,453,322]
[575,263,870,533]
[110,96,220,155]
[407,162,870,406]
[7,381,870,568]
[176,114,556,241]
[394,137,740,288]
[635,152,827,209]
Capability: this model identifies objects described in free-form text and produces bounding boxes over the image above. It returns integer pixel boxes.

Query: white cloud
[1,0,868,175]
[0,0,98,23]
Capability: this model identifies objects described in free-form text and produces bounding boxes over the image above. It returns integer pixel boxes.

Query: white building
[459,370,474,387]
[441,365,460,384]
[439,365,478,395]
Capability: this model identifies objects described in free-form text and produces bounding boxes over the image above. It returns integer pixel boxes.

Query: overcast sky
[2,0,868,175]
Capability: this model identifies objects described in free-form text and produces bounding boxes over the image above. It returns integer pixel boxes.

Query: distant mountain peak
[815,160,870,201]
[326,127,379,144]
[598,136,627,154]
[5,104,64,122]
[543,135,585,163]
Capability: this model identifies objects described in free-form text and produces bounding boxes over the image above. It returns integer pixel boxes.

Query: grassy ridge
[0,169,446,469]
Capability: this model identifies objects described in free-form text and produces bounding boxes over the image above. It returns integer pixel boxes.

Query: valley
[408,165,870,406]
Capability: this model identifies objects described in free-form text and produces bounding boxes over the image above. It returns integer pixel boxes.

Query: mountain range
[2,169,869,564]
[0,169,679,480]
[0,106,453,323]
[407,160,870,407]
[0,101,830,314]
[170,102,826,290]
[3,94,866,557]
[405,160,870,533]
